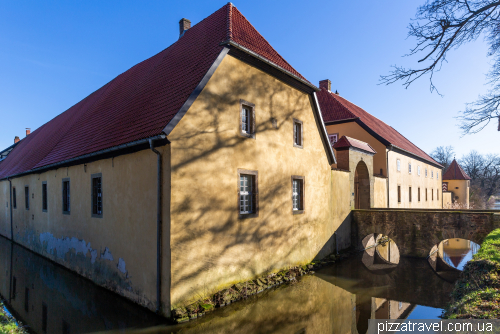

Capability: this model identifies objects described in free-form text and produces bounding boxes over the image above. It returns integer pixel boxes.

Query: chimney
[319,79,331,91]
[26,128,31,136]
[179,18,191,38]
[335,90,339,95]
[14,136,20,144]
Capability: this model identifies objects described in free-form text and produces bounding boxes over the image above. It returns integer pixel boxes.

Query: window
[437,172,439,180]
[293,119,303,148]
[408,163,412,174]
[399,301,403,310]
[409,187,412,202]
[12,187,16,209]
[25,287,29,313]
[397,186,401,203]
[417,166,421,176]
[431,170,434,178]
[91,174,103,217]
[432,189,434,200]
[62,179,70,214]
[426,188,428,201]
[42,182,47,212]
[240,100,255,138]
[425,168,428,177]
[42,302,47,333]
[380,168,383,176]
[25,186,29,210]
[328,133,338,146]
[238,169,258,217]
[397,159,401,171]
[418,187,421,202]
[292,176,305,213]
[437,189,439,200]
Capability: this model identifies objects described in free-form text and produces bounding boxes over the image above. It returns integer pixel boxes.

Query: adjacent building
[442,159,471,208]
[317,80,444,209]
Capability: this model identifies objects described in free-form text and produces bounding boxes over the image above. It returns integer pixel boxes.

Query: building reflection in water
[0,235,457,334]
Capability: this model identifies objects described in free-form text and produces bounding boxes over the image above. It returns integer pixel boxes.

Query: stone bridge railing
[352,209,500,258]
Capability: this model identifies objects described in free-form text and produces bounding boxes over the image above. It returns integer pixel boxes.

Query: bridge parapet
[352,209,500,258]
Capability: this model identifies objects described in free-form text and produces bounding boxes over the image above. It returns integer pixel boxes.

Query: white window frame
[397,159,401,172]
[431,170,434,179]
[417,165,421,176]
[425,168,428,177]
[238,169,258,217]
[239,100,255,139]
[291,176,305,214]
[408,163,412,174]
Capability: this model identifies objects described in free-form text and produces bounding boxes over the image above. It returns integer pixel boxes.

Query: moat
[0,235,479,334]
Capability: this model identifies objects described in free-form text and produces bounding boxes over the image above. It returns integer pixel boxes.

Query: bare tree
[459,150,500,207]
[431,145,455,169]
[380,0,500,134]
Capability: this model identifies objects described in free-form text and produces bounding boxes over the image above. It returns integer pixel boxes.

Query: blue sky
[0,1,497,157]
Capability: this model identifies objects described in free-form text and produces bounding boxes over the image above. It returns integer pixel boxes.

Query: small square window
[92,174,103,218]
[42,182,47,212]
[328,133,338,146]
[292,176,305,214]
[239,100,255,139]
[25,186,29,210]
[238,169,258,218]
[397,160,401,172]
[62,179,70,214]
[293,119,303,148]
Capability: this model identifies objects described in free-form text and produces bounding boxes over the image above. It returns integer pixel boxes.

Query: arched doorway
[354,161,370,209]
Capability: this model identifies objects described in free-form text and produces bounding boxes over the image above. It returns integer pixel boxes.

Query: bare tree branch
[381,0,500,134]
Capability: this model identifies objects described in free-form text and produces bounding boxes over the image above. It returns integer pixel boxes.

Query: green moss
[444,228,500,319]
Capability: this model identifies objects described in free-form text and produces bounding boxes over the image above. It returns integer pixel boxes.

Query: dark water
[0,235,469,334]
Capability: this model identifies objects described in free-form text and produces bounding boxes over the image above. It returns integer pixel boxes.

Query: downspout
[8,178,13,240]
[149,139,162,314]
[386,146,391,208]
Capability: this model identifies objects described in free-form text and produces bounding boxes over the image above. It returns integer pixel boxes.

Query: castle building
[316,80,443,209]
[442,159,471,208]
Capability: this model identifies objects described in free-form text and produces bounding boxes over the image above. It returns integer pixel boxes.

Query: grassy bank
[0,302,26,334]
[444,228,500,319]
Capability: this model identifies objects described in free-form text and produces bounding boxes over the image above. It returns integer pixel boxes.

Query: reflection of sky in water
[406,305,443,319]
[440,239,480,271]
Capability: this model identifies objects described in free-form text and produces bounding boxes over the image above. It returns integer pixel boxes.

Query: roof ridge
[227,2,233,41]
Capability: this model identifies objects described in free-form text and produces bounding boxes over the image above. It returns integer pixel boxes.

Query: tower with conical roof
[442,159,471,208]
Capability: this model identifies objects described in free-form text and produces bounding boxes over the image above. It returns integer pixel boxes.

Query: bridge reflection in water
[0,235,457,334]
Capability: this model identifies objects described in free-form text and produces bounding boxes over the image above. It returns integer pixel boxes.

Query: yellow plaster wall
[167,54,338,306]
[0,180,11,237]
[374,176,388,208]
[330,169,352,251]
[325,122,387,176]
[443,192,453,208]
[387,150,443,208]
[444,180,469,208]
[0,147,171,312]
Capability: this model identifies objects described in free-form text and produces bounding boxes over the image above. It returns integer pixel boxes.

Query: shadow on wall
[167,62,350,306]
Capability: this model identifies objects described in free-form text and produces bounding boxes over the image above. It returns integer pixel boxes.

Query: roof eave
[389,144,443,169]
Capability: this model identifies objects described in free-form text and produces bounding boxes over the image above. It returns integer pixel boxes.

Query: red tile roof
[334,136,376,154]
[317,88,442,167]
[0,3,307,179]
[442,159,471,180]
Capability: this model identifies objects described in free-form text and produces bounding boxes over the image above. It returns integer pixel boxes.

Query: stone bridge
[351,209,500,258]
